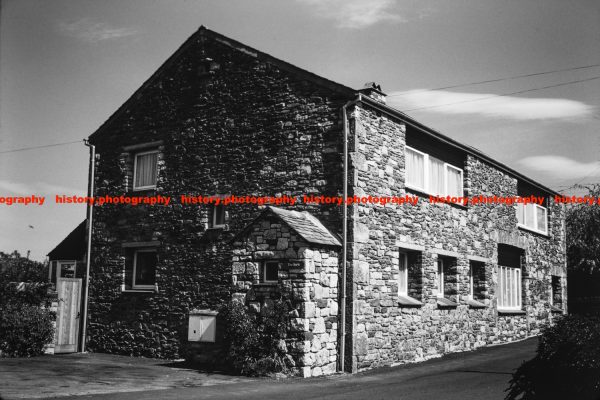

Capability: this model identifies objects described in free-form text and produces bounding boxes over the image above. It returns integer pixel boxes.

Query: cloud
[388,89,594,120]
[518,156,600,180]
[0,180,85,196]
[297,0,404,28]
[57,18,138,42]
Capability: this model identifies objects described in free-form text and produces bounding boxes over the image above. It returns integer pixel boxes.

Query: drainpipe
[339,99,355,373]
[81,139,95,353]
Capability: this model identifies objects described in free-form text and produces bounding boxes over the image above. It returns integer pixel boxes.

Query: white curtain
[135,152,158,188]
[446,166,462,197]
[499,266,521,308]
[398,254,408,295]
[524,204,535,228]
[536,206,547,232]
[406,148,425,189]
[429,157,445,195]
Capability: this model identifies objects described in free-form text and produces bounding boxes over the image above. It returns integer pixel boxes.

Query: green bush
[218,299,291,376]
[0,304,55,357]
[506,315,600,400]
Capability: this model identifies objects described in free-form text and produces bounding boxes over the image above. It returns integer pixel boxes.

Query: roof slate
[234,206,341,247]
[268,207,341,247]
[47,220,87,260]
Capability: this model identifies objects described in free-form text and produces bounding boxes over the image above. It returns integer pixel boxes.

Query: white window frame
[398,252,408,296]
[133,150,159,191]
[516,203,548,235]
[52,260,77,283]
[260,261,279,284]
[210,204,227,228]
[132,249,157,290]
[498,265,522,311]
[405,146,464,197]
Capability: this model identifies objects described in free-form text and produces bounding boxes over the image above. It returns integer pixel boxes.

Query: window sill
[405,187,467,210]
[398,295,422,307]
[517,225,549,238]
[122,289,156,294]
[466,298,487,309]
[550,305,564,313]
[254,282,278,287]
[437,297,458,308]
[498,308,526,315]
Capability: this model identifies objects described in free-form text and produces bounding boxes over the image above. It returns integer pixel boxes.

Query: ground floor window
[260,261,279,283]
[551,275,563,309]
[498,265,521,310]
[130,250,157,290]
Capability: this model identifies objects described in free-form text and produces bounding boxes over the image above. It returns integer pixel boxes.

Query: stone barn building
[79,26,566,376]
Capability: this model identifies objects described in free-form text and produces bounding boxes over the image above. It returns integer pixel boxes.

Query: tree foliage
[566,184,600,274]
[506,315,600,400]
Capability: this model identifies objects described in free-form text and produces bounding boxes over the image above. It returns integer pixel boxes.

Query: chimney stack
[358,82,387,104]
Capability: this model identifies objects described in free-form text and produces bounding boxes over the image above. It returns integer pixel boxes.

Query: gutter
[81,139,95,353]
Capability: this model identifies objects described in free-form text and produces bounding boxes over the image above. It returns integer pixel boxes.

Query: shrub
[0,304,55,357]
[218,299,291,376]
[506,315,600,400]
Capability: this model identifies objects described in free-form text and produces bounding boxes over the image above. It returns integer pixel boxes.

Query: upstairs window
[133,150,158,190]
[517,203,547,235]
[405,146,463,197]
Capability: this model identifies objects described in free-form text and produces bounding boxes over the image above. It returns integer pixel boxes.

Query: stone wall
[87,31,350,358]
[346,102,567,371]
[231,213,339,377]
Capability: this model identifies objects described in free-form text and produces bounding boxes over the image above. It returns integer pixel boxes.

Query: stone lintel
[396,242,425,252]
[466,255,491,263]
[122,140,164,152]
[430,248,461,258]
[121,241,161,248]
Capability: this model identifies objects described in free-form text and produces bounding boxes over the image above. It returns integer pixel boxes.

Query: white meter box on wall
[188,310,218,342]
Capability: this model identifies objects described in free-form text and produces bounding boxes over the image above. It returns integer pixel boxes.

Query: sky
[1,0,599,261]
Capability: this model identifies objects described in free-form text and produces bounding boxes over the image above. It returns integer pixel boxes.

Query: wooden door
[55,278,82,353]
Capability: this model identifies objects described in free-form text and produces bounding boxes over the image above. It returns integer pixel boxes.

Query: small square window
[209,204,227,228]
[260,261,279,283]
[133,151,158,190]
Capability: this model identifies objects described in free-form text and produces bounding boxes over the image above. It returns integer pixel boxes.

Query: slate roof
[234,206,341,247]
[47,220,87,260]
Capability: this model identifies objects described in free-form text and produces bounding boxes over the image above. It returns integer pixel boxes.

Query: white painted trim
[57,260,77,281]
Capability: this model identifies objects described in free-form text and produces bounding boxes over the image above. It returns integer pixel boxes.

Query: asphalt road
[45,338,536,400]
